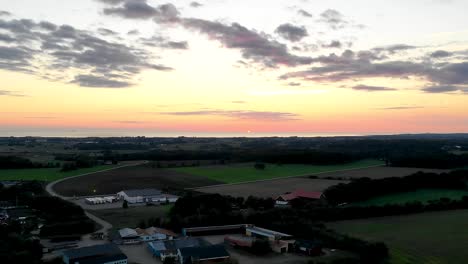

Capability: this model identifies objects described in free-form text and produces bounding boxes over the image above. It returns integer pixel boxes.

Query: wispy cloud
[376,106,424,110]
[0,90,26,97]
[159,109,301,121]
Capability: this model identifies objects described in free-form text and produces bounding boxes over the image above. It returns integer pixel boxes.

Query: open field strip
[353,189,468,207]
[172,159,384,184]
[328,210,468,264]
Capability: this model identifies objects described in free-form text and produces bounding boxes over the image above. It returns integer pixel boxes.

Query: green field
[0,165,117,182]
[353,189,468,207]
[328,210,468,264]
[170,159,384,183]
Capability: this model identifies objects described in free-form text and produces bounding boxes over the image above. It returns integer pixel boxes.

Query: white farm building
[117,189,179,204]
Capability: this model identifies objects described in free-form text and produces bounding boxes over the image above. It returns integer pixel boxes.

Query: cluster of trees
[324,170,468,205]
[30,196,95,237]
[389,152,468,169]
[0,156,59,169]
[60,154,98,172]
[0,181,96,238]
[168,193,388,264]
[0,224,43,264]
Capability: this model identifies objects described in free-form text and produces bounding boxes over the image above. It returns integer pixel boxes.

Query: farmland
[0,165,117,182]
[353,189,468,207]
[171,159,384,183]
[316,166,450,180]
[328,210,468,264]
[195,177,347,198]
[52,164,222,196]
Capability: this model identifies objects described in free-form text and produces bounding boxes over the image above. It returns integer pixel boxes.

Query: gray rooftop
[120,188,162,197]
[62,244,127,264]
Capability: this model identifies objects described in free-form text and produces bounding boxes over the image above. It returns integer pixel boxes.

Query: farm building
[293,239,323,256]
[62,244,127,264]
[85,196,118,205]
[178,245,230,264]
[116,189,179,204]
[275,189,323,206]
[147,237,209,262]
[135,226,177,241]
[117,228,141,245]
[182,224,249,236]
[245,226,294,253]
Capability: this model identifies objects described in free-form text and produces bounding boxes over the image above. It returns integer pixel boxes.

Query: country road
[44,161,147,235]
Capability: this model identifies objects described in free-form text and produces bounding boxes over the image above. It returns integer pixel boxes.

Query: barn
[275,189,323,206]
[116,189,179,204]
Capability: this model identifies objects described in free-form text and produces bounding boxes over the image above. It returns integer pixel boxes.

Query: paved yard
[119,244,160,264]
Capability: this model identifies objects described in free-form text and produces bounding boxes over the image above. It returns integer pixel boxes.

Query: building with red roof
[275,190,323,206]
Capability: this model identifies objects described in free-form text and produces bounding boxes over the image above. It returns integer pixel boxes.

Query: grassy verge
[91,205,173,229]
[352,189,468,207]
[170,159,384,184]
[0,165,117,182]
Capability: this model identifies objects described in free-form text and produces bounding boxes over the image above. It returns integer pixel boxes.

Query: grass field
[0,165,117,182]
[91,205,173,229]
[353,189,468,207]
[171,159,384,184]
[328,210,468,264]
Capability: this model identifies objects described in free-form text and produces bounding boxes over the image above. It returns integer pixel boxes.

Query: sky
[0,0,468,137]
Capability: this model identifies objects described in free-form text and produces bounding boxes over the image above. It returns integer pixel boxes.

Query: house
[275,189,323,206]
[147,237,208,262]
[135,226,177,241]
[178,245,230,264]
[117,228,141,244]
[116,189,179,204]
[62,244,127,264]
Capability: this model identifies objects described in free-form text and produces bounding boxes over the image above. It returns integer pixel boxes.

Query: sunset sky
[1,0,468,137]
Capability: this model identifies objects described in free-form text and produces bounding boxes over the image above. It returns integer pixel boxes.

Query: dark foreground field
[53,165,222,196]
[194,177,347,198]
[316,166,450,180]
[328,210,468,264]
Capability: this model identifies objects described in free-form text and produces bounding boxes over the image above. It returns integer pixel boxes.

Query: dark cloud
[71,75,131,88]
[104,0,157,19]
[153,3,181,23]
[373,44,417,55]
[0,11,11,16]
[422,85,461,93]
[98,28,118,36]
[95,0,125,5]
[0,33,15,43]
[160,110,300,121]
[0,90,26,97]
[0,17,172,87]
[190,2,203,8]
[319,9,348,30]
[430,62,468,85]
[430,50,453,58]
[279,50,430,82]
[352,84,397,92]
[298,9,312,17]
[127,29,139,35]
[275,23,308,42]
[287,82,301,86]
[181,18,312,67]
[140,36,188,49]
[321,40,342,49]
